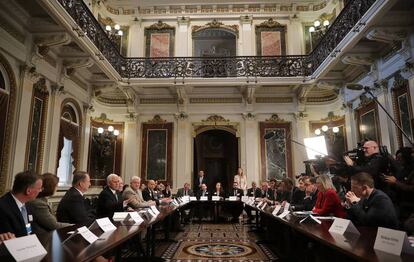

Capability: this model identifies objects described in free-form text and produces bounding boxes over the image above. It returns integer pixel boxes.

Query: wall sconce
[97,125,120,137]
[105,24,123,51]
[314,125,339,136]
[308,19,330,50]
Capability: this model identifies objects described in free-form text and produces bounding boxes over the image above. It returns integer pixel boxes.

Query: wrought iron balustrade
[56,0,378,79]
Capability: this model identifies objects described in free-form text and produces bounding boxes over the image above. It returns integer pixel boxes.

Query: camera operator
[343,140,390,191]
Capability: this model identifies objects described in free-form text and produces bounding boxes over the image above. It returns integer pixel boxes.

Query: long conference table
[1,200,414,262]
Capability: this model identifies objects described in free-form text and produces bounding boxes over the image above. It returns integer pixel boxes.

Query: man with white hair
[97,174,130,218]
[123,176,155,209]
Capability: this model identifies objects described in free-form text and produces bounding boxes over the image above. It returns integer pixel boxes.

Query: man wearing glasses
[343,140,389,190]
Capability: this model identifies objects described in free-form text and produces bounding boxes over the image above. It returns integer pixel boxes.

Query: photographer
[343,140,391,191]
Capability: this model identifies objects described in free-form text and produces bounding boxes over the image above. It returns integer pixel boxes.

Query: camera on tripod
[343,142,365,165]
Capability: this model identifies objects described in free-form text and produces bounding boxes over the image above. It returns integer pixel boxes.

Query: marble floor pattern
[158,223,278,262]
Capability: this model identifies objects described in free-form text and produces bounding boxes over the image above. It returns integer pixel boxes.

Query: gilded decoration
[265,114,287,123]
[147,21,175,30]
[145,21,175,57]
[320,112,344,122]
[192,115,240,137]
[148,115,167,124]
[257,18,283,28]
[192,19,239,37]
[93,113,115,124]
[392,73,408,91]
[0,53,17,195]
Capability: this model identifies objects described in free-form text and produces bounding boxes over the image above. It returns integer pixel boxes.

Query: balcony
[52,0,379,80]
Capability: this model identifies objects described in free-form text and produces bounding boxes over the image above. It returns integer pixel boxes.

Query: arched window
[0,54,16,195]
[56,100,82,186]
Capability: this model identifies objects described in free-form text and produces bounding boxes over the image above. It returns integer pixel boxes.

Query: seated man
[123,176,155,209]
[292,177,318,211]
[0,171,42,237]
[196,183,210,200]
[176,182,194,224]
[196,183,211,221]
[228,181,244,222]
[142,179,160,204]
[345,172,398,229]
[57,171,96,226]
[97,174,128,218]
[258,181,275,204]
[247,182,261,198]
[176,182,194,197]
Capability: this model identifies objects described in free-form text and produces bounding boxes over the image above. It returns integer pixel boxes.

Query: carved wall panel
[356,101,381,143]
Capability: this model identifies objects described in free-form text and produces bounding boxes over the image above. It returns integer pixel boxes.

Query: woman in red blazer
[312,174,346,218]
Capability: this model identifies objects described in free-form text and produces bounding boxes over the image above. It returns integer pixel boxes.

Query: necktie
[21,205,28,224]
[114,192,118,201]
[234,190,237,196]
[184,190,187,196]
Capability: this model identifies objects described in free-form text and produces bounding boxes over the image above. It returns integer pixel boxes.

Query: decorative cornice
[33,78,48,94]
[148,115,166,124]
[256,18,284,29]
[255,97,293,103]
[265,114,287,123]
[320,112,344,122]
[341,53,376,66]
[192,19,239,37]
[203,115,229,123]
[190,97,242,104]
[146,20,175,30]
[306,93,338,103]
[92,113,115,124]
[392,72,408,91]
[140,98,176,104]
[34,33,71,57]
[242,112,255,120]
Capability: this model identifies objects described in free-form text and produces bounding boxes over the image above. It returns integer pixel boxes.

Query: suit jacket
[122,186,152,209]
[0,192,30,237]
[196,189,210,200]
[27,197,71,234]
[96,186,124,218]
[347,189,398,229]
[162,189,172,198]
[228,188,244,198]
[247,187,261,198]
[195,176,207,189]
[293,190,318,211]
[212,189,225,197]
[56,187,96,226]
[313,189,346,218]
[291,187,306,205]
[276,191,292,202]
[260,188,275,200]
[142,187,159,204]
[176,188,194,197]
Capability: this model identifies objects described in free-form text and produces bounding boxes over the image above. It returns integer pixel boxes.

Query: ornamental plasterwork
[256,18,284,29]
[190,97,242,104]
[146,21,175,30]
[392,73,408,91]
[92,113,115,124]
[148,114,167,124]
[33,78,48,94]
[192,115,240,137]
[192,19,239,37]
[255,97,293,103]
[320,112,344,122]
[265,114,287,123]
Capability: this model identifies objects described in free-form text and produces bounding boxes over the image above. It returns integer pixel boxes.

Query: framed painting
[392,74,414,147]
[356,101,380,143]
[259,121,292,180]
[141,118,173,186]
[255,18,286,56]
[25,78,49,173]
[145,21,175,57]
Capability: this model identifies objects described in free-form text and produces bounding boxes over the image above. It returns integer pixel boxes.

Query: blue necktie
[21,205,28,224]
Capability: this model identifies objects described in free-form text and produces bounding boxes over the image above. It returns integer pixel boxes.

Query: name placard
[229,196,237,201]
[94,217,117,232]
[374,227,414,255]
[190,196,197,201]
[241,196,249,202]
[261,202,267,210]
[182,196,190,202]
[128,212,144,224]
[147,209,157,218]
[200,196,208,201]
[278,210,290,219]
[272,205,281,216]
[4,234,47,262]
[150,206,160,215]
[77,226,99,244]
[329,218,360,235]
[283,202,290,212]
[256,201,264,209]
[299,214,321,224]
[113,212,129,221]
[212,196,220,201]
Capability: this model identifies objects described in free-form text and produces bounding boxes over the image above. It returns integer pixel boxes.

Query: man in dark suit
[247,182,261,198]
[228,181,244,222]
[292,177,318,211]
[196,183,211,221]
[56,171,96,226]
[176,182,194,223]
[345,172,398,229]
[142,179,160,204]
[0,171,42,237]
[195,170,207,190]
[260,181,275,204]
[97,174,128,218]
[196,183,210,199]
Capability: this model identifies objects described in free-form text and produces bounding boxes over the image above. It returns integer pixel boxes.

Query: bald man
[344,140,390,190]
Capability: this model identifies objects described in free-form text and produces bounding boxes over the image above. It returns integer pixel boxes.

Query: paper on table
[77,226,99,244]
[95,217,117,232]
[3,234,47,262]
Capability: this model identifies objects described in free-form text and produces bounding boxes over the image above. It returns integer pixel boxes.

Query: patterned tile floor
[158,223,278,262]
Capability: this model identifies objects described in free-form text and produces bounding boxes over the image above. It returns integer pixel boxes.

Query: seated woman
[312,174,346,218]
[27,173,72,234]
[212,182,225,199]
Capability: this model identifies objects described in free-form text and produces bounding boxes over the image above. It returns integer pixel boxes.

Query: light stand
[361,86,414,146]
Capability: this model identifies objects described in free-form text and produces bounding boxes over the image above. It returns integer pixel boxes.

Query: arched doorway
[193,129,238,193]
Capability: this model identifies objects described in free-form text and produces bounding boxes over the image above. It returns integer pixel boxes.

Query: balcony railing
[57,0,377,79]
